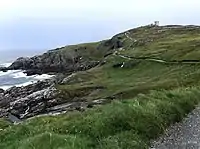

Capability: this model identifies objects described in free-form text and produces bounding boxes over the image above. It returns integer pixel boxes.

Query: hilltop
[1,25,200,148]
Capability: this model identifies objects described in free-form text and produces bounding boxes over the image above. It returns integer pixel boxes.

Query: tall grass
[1,86,200,149]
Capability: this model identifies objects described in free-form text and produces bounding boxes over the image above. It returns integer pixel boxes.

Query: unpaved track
[114,52,200,65]
[150,106,200,149]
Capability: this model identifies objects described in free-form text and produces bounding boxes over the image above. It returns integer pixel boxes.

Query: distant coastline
[0,62,53,90]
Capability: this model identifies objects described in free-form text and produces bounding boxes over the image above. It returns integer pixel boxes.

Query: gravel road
[150,106,200,149]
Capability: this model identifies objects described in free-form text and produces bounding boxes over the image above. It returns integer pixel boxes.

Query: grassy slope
[1,87,200,149]
[119,26,200,60]
[2,25,200,148]
[58,41,105,60]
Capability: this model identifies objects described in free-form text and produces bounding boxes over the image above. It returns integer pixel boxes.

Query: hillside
[1,25,200,148]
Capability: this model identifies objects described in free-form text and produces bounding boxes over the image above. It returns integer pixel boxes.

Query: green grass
[56,25,200,101]
[119,26,200,61]
[58,58,200,101]
[1,86,200,149]
[2,25,200,148]
[0,119,11,129]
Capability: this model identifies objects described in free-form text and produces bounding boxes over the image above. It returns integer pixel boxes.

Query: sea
[0,50,53,90]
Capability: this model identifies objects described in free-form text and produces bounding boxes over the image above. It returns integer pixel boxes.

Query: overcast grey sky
[0,0,199,52]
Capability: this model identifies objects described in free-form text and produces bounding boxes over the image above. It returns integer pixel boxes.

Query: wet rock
[0,71,109,122]
[0,89,4,94]
[25,69,42,76]
[0,108,8,117]
[9,86,58,119]
[0,78,60,119]
[0,67,9,72]
[0,94,10,108]
[9,57,33,70]
[44,87,57,99]
[7,113,22,124]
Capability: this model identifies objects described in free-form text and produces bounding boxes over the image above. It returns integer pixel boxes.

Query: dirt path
[114,52,200,65]
[150,106,200,149]
[125,32,134,41]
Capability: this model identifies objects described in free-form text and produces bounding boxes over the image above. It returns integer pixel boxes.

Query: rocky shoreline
[0,73,110,123]
[0,76,57,120]
[0,31,123,123]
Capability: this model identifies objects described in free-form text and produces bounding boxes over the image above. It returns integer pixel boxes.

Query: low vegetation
[1,87,200,148]
[2,25,200,148]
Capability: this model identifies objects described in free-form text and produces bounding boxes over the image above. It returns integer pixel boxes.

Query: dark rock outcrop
[9,57,33,70]
[0,76,110,122]
[0,79,59,120]
[99,36,123,50]
[25,69,43,76]
[8,48,100,74]
[0,67,9,72]
[9,86,59,119]
[0,89,4,94]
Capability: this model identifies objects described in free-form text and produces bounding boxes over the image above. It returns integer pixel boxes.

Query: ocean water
[0,49,53,90]
[0,63,53,90]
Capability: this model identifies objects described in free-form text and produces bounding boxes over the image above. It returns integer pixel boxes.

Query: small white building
[148,21,160,27]
[154,21,159,26]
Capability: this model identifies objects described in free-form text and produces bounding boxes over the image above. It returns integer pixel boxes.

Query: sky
[0,0,200,55]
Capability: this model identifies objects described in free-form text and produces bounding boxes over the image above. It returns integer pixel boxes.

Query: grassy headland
[1,25,200,148]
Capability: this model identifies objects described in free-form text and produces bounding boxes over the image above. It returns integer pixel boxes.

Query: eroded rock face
[0,76,111,123]
[99,36,123,50]
[0,67,8,72]
[9,86,59,119]
[4,81,52,99]
[8,49,100,75]
[9,57,33,70]
[0,89,4,94]
[0,78,60,120]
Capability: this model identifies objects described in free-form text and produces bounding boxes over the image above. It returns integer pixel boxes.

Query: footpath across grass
[1,86,200,149]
